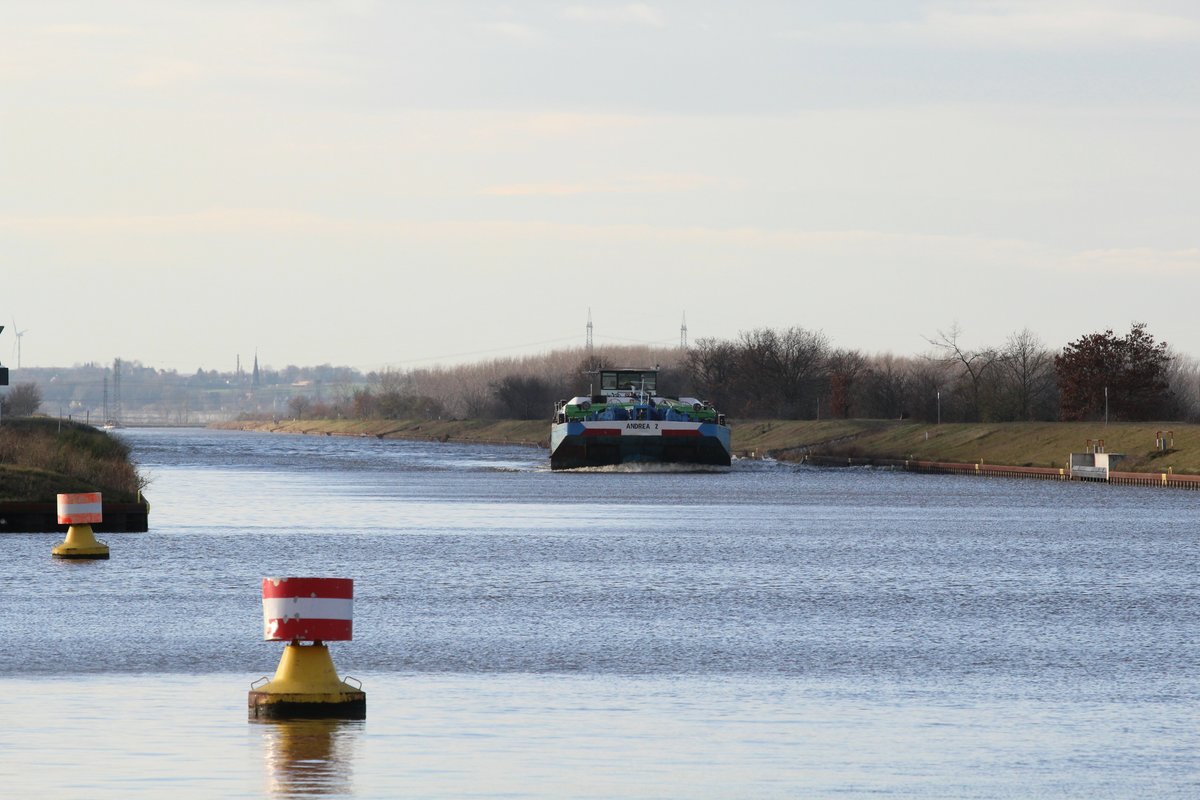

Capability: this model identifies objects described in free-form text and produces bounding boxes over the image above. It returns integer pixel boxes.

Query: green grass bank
[213,418,1200,475]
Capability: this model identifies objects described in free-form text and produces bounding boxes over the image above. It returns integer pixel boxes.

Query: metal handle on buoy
[249,576,366,720]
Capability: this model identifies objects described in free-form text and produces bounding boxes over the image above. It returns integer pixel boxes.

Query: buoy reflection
[255,717,362,796]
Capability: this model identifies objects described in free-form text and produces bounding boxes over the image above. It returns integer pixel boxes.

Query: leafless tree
[287,395,310,420]
[775,326,830,416]
[859,353,911,419]
[685,337,740,412]
[996,328,1057,420]
[2,382,43,416]
[827,348,869,418]
[1163,349,1200,421]
[908,357,956,422]
[925,323,1000,421]
[492,375,555,420]
[734,327,829,417]
[455,372,495,418]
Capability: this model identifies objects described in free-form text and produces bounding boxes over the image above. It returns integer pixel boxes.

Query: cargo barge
[550,367,731,470]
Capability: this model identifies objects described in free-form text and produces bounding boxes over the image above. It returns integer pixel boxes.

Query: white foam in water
[561,462,731,474]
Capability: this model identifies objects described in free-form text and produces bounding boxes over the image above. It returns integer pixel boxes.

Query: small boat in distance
[550,367,732,470]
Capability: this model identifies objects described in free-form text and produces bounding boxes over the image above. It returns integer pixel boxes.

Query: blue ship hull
[550,420,732,470]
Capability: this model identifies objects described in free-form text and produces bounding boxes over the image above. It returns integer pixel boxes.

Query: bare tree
[287,395,310,419]
[492,375,555,419]
[455,372,495,418]
[1164,350,1200,421]
[734,327,829,417]
[996,328,1057,420]
[734,328,783,415]
[907,357,956,422]
[925,323,999,421]
[775,327,830,417]
[827,348,869,418]
[685,337,740,413]
[859,353,910,419]
[2,382,43,416]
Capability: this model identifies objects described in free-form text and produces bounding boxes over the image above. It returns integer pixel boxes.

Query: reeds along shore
[0,417,145,503]
[0,417,150,531]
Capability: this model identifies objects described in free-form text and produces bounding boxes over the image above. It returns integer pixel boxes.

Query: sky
[3,0,1199,373]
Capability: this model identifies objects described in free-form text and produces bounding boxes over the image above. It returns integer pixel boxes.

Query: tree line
[683,322,1187,423]
[276,321,1192,424]
[3,322,1193,424]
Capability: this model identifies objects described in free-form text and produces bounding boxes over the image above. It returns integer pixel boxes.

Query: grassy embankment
[0,418,145,502]
[212,418,548,446]
[215,417,1200,474]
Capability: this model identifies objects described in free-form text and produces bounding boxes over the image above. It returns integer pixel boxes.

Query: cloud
[40,23,135,38]
[483,21,541,41]
[128,58,206,88]
[5,209,1196,281]
[480,173,713,196]
[783,3,1200,49]
[0,209,350,237]
[910,5,1200,48]
[0,212,1046,271]
[1063,247,1200,274]
[562,4,665,27]
[1,6,349,99]
[466,112,645,145]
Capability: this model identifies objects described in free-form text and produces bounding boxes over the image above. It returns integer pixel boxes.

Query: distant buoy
[248,577,366,720]
[51,492,109,560]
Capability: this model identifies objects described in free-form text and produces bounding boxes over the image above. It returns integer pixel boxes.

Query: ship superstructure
[549,368,731,470]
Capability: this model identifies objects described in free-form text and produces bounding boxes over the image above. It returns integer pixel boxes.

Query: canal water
[0,428,1195,798]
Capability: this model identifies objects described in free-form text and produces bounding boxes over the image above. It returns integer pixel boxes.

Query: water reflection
[255,718,362,797]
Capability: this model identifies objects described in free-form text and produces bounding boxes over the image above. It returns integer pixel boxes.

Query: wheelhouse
[599,369,657,398]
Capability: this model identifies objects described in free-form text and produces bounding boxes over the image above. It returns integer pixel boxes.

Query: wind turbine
[11,318,27,368]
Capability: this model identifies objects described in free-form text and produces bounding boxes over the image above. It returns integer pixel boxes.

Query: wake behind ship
[550,367,731,470]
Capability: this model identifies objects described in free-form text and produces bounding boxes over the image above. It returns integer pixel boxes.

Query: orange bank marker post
[248,577,366,720]
[51,492,109,559]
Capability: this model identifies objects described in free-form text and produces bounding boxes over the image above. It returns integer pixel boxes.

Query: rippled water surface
[1,428,1196,798]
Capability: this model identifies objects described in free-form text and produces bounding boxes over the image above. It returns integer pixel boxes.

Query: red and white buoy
[262,577,354,642]
[51,492,109,559]
[249,577,365,720]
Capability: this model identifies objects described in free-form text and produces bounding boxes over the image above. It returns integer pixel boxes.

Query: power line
[594,334,679,346]
[378,334,583,368]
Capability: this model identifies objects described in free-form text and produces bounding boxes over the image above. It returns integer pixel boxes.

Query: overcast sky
[3,1,1198,372]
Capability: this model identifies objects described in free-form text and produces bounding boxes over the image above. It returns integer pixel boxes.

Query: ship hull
[550,420,731,470]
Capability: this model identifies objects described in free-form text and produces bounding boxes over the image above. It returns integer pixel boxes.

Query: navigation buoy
[249,577,366,720]
[51,492,110,560]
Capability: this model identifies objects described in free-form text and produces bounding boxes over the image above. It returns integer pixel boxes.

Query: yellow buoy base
[249,642,365,720]
[52,524,110,560]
